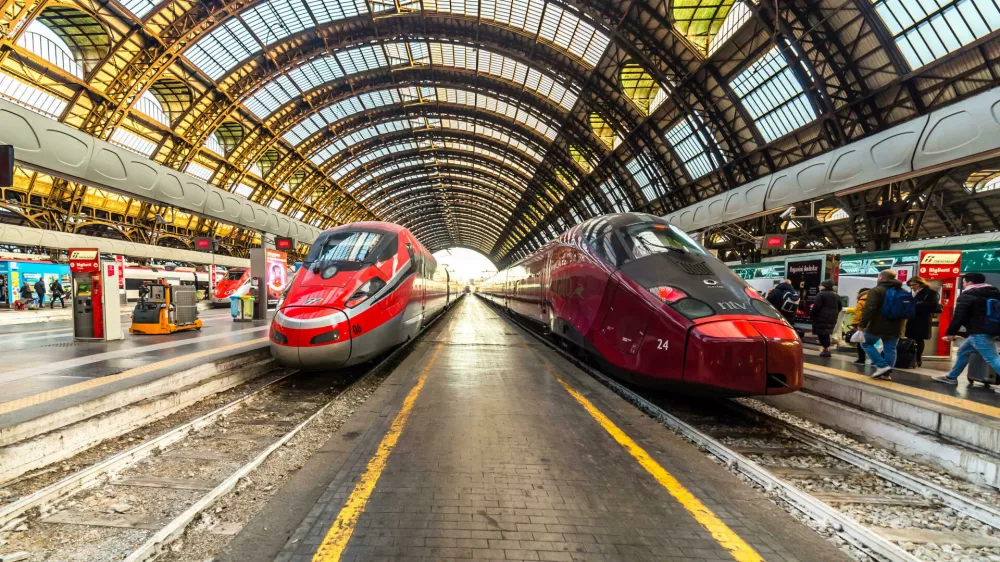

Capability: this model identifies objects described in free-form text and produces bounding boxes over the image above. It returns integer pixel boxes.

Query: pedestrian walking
[49,278,66,308]
[850,288,870,366]
[905,277,939,367]
[34,278,46,308]
[811,279,842,357]
[858,269,913,379]
[932,272,1000,385]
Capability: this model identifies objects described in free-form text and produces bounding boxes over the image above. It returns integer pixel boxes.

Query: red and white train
[269,222,461,369]
[478,213,802,396]
[211,267,251,304]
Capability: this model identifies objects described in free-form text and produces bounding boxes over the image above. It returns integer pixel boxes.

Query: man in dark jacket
[905,277,939,367]
[933,272,1000,384]
[858,269,908,379]
[19,283,33,308]
[811,279,842,357]
[49,278,66,308]
[767,279,798,325]
[33,278,46,308]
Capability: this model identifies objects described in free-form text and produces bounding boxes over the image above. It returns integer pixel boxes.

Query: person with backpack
[767,279,799,325]
[811,280,842,357]
[932,272,1000,385]
[905,277,939,367]
[33,278,46,308]
[49,278,66,308]
[858,269,913,379]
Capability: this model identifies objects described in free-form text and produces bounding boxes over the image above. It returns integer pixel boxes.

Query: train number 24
[655,339,669,350]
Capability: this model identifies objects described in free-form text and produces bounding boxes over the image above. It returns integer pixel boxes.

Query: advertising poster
[786,258,824,310]
[265,249,288,307]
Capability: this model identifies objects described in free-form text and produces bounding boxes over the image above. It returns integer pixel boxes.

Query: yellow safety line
[0,337,268,416]
[312,341,445,562]
[806,364,1000,419]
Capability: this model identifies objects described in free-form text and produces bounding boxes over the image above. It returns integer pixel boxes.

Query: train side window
[377,236,397,264]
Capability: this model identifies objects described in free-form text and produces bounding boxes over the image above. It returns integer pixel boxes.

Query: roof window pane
[729,46,816,142]
[0,72,67,118]
[872,0,1000,70]
[625,157,660,203]
[234,183,255,198]
[109,128,157,157]
[664,111,724,179]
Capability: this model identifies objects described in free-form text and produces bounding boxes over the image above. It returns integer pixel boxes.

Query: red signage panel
[918,250,962,280]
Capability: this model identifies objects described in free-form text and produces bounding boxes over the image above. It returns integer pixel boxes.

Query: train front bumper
[269,307,352,370]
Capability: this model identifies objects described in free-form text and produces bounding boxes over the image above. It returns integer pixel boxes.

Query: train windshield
[305,231,385,270]
[619,223,705,262]
[225,269,245,281]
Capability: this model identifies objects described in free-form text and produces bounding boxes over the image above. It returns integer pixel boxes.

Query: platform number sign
[0,146,12,188]
[275,237,294,251]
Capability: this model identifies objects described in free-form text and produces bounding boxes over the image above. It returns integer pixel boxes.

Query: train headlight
[346,277,386,308]
[310,329,340,344]
[270,327,288,344]
[648,285,687,303]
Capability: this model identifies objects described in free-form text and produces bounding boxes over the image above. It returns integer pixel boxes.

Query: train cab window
[618,223,705,262]
[306,231,384,276]
[225,269,244,281]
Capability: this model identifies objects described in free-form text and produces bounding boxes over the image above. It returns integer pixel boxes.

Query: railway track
[492,299,1000,562]
[0,309,447,562]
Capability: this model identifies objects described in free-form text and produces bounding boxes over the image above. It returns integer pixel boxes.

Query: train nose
[683,319,802,395]
[269,307,352,370]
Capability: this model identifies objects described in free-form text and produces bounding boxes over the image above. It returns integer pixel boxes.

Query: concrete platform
[762,351,1000,488]
[220,297,847,562]
[0,309,269,447]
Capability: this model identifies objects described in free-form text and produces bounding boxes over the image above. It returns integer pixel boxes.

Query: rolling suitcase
[895,338,918,369]
[968,353,998,388]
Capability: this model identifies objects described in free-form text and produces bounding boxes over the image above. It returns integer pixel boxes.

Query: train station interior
[2,0,1000,560]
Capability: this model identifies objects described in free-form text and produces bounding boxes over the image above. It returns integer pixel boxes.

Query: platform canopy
[2,0,999,265]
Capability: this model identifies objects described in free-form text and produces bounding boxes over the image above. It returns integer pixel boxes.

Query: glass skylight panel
[569,207,581,223]
[708,1,751,56]
[625,157,659,203]
[293,210,305,220]
[244,75,299,120]
[730,46,816,143]
[118,0,158,18]
[110,128,157,157]
[233,183,255,198]
[582,194,601,216]
[184,162,215,181]
[665,112,724,179]
[873,0,1000,69]
[600,178,631,212]
[203,134,224,156]
[184,0,370,80]
[269,199,283,210]
[0,73,67,119]
[335,44,388,75]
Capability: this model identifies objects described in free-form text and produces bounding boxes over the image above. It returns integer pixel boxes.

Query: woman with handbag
[848,288,870,366]
[905,277,939,367]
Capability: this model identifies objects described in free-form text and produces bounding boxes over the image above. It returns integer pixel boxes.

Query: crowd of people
[764,270,1000,383]
[14,278,67,309]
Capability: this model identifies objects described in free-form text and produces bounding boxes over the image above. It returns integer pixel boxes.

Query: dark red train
[478,213,802,396]
[270,222,460,369]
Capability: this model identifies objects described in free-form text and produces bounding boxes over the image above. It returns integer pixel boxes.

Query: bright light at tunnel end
[432,248,497,285]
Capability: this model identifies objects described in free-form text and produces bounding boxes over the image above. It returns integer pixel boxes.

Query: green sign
[733,264,785,280]
[961,249,1000,273]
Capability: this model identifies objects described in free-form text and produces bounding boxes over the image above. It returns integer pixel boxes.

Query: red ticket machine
[70,248,123,341]
[918,250,962,357]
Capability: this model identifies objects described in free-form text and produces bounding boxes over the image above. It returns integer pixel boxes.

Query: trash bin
[231,294,254,322]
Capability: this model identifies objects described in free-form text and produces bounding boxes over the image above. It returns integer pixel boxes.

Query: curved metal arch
[376,185,521,218]
[306,113,550,172]
[267,78,567,148]
[230,39,580,123]
[173,0,611,82]
[339,151,539,206]
[357,169,528,210]
[374,177,525,214]
[383,197,513,236]
[281,104,583,188]
[405,212,507,243]
[322,131,542,183]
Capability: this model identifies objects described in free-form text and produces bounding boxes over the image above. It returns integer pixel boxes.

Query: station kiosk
[69,248,123,341]
[917,249,962,357]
